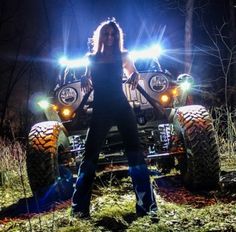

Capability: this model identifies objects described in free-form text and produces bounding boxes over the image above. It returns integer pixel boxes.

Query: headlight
[58,87,78,105]
[160,94,170,103]
[177,74,194,91]
[149,74,169,92]
[61,108,72,117]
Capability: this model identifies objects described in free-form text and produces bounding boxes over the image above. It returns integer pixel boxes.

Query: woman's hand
[127,72,139,90]
[122,52,139,90]
[81,75,93,93]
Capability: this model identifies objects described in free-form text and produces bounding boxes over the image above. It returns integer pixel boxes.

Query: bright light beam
[38,99,50,109]
[180,81,192,91]
[58,44,163,68]
[129,44,162,61]
[59,57,90,68]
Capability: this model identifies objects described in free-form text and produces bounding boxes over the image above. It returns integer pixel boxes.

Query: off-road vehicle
[27,57,220,194]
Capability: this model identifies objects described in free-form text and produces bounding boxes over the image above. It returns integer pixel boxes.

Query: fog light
[160,94,169,103]
[172,88,178,96]
[62,108,72,117]
[52,104,58,111]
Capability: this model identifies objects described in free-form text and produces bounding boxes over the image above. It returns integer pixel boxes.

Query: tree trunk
[184,0,194,74]
[229,0,236,106]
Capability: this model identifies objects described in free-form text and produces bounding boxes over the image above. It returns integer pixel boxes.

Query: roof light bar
[58,44,163,68]
[129,44,162,61]
[59,57,90,68]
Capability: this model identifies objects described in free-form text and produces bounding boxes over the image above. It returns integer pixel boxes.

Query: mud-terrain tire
[174,105,220,190]
[27,121,69,194]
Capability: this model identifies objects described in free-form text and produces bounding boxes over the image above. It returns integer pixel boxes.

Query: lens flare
[59,57,90,68]
[38,99,50,109]
[129,44,163,61]
[180,81,192,91]
[59,44,163,67]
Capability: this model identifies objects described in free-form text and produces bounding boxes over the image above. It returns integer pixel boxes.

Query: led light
[61,108,72,117]
[38,100,50,109]
[52,104,58,111]
[129,44,163,61]
[172,88,178,96]
[59,44,163,66]
[59,57,67,66]
[151,44,162,57]
[180,81,192,91]
[177,74,193,92]
[59,57,90,68]
[160,94,169,103]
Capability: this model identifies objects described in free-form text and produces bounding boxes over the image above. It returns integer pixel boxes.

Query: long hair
[89,18,125,54]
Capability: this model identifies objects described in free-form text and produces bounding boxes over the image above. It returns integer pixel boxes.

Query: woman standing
[71,18,158,220]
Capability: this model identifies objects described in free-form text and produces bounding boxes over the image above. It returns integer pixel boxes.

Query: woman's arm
[81,59,93,93]
[122,52,139,90]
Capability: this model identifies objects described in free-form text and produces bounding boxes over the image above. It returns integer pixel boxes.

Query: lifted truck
[27,57,220,194]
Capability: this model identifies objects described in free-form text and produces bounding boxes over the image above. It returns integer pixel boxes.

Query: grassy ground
[1,140,236,231]
[1,174,236,232]
[1,167,236,231]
